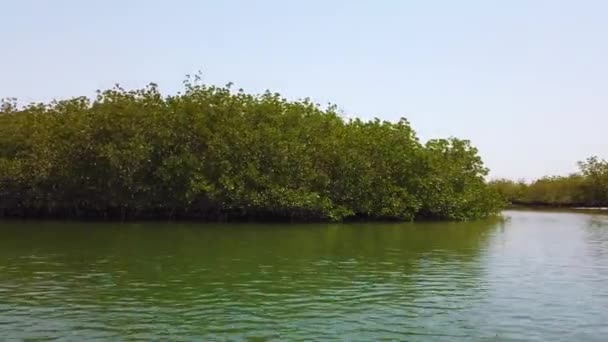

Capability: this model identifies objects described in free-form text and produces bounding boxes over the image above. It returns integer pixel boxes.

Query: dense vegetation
[489,157,608,207]
[0,78,503,221]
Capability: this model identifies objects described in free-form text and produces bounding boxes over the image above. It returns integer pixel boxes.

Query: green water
[1,210,608,341]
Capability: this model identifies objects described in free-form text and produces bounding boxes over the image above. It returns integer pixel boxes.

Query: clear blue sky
[2,0,607,180]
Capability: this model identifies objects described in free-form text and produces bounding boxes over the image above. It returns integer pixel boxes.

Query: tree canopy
[489,157,608,208]
[0,79,503,221]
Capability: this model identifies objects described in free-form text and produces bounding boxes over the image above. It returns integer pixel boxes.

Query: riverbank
[507,204,608,215]
[489,166,608,213]
[0,207,506,223]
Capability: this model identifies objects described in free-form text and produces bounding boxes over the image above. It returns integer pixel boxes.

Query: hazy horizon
[2,0,607,180]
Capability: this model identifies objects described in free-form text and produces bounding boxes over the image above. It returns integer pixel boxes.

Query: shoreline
[507,205,608,213]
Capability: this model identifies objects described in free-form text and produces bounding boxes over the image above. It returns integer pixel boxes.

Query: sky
[1,0,607,180]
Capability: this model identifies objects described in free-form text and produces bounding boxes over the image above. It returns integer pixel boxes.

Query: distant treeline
[0,78,503,221]
[489,157,608,207]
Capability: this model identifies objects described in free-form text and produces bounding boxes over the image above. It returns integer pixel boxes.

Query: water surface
[1,210,608,341]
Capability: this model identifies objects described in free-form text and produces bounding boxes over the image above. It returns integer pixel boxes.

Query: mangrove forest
[489,157,608,208]
[0,78,504,221]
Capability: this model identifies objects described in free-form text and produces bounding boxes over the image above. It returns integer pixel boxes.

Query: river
[1,210,607,341]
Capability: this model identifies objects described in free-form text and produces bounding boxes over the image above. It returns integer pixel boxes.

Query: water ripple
[0,211,607,340]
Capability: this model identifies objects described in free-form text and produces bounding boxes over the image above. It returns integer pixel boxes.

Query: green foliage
[0,79,502,221]
[489,158,608,207]
[578,157,608,206]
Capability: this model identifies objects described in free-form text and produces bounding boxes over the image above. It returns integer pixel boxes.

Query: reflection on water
[0,211,607,340]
